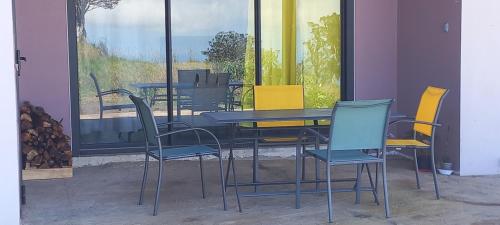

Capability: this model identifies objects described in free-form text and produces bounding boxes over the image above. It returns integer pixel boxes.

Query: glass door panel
[170,0,255,136]
[76,0,167,147]
[261,0,342,108]
[297,0,342,108]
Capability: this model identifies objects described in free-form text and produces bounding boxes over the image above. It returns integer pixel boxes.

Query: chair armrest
[156,128,223,154]
[303,127,329,143]
[156,127,201,144]
[99,88,133,97]
[157,121,193,129]
[389,119,441,127]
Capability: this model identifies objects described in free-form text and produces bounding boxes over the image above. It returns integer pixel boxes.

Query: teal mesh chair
[129,95,228,216]
[303,99,393,222]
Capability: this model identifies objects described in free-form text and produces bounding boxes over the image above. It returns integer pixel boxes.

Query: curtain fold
[282,0,297,85]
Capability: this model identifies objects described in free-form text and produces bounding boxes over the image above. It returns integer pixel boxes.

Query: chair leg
[153,160,164,216]
[231,155,242,212]
[366,164,380,205]
[138,154,150,205]
[301,144,306,181]
[326,163,334,223]
[224,149,233,192]
[315,135,320,191]
[414,149,421,189]
[315,158,320,191]
[353,163,365,190]
[217,154,228,210]
[295,142,302,209]
[382,161,391,218]
[252,139,258,192]
[355,164,361,204]
[375,150,380,194]
[199,156,206,199]
[430,146,440,200]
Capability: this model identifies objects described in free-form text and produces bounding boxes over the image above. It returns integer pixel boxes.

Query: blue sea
[86,24,308,64]
[86,24,212,63]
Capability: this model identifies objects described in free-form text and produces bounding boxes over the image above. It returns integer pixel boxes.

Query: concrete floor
[22,157,500,225]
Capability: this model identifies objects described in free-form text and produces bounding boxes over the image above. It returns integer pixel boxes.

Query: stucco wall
[15,0,71,137]
[397,0,461,171]
[460,0,500,175]
[355,0,462,171]
[354,0,398,103]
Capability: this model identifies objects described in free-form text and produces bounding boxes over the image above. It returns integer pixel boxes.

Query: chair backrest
[89,73,104,108]
[413,86,449,136]
[129,95,160,146]
[192,87,227,111]
[329,99,393,151]
[215,73,230,87]
[254,85,305,127]
[206,74,218,88]
[178,69,209,87]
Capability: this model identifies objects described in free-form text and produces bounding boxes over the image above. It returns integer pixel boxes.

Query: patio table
[130,82,244,99]
[131,82,246,112]
[202,109,406,209]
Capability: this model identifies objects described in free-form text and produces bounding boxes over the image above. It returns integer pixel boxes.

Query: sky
[87,0,250,36]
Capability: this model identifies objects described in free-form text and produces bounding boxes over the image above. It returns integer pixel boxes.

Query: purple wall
[355,0,398,104]
[15,0,71,137]
[397,0,461,170]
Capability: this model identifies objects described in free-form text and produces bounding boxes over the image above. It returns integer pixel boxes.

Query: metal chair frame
[89,73,135,119]
[130,95,228,216]
[301,100,393,223]
[386,88,449,200]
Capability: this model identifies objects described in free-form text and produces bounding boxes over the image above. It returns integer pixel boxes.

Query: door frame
[67,0,355,156]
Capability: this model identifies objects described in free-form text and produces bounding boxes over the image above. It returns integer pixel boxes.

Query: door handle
[15,50,26,77]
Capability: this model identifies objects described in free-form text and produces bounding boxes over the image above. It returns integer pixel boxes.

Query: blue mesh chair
[303,99,393,222]
[129,95,228,216]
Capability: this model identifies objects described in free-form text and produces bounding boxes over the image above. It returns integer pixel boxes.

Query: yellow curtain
[252,0,298,86]
[282,0,297,85]
[244,0,297,89]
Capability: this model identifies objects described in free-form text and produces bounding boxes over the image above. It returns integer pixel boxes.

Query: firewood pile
[20,102,72,169]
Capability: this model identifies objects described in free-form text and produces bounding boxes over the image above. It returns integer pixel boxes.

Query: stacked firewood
[20,102,72,169]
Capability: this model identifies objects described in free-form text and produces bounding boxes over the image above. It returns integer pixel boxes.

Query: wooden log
[22,167,72,180]
[19,101,72,170]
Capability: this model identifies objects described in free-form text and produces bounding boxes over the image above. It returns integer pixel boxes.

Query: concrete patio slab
[22,158,500,225]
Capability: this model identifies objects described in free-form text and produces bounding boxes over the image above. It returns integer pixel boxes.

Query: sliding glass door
[298,0,342,108]
[170,0,255,131]
[261,0,342,108]
[76,0,167,150]
[73,0,348,154]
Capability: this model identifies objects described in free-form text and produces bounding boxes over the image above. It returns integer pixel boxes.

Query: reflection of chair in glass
[214,73,230,86]
[89,73,135,119]
[129,95,228,216]
[175,69,210,120]
[204,72,219,88]
[303,99,393,222]
[386,86,449,199]
[213,73,233,110]
[192,87,228,114]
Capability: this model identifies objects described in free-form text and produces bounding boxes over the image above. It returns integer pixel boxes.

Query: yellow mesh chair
[254,85,305,128]
[249,85,314,189]
[254,85,306,143]
[387,86,449,199]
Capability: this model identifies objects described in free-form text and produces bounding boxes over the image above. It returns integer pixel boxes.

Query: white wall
[460,0,500,175]
[0,0,21,224]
